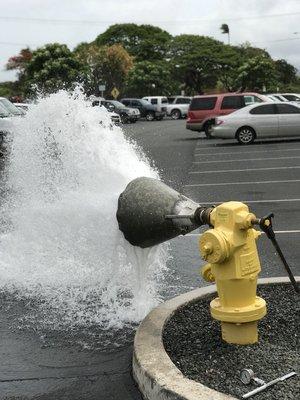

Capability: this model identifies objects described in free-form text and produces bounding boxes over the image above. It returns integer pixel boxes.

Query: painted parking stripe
[193,155,300,164]
[189,166,300,174]
[185,230,300,237]
[195,198,300,204]
[185,179,300,188]
[194,147,300,157]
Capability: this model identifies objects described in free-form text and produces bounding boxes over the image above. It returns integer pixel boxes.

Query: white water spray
[0,90,168,345]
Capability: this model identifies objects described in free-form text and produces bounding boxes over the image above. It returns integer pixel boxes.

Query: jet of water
[0,89,168,342]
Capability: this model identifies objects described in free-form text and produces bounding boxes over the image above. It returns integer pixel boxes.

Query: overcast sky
[1,0,300,82]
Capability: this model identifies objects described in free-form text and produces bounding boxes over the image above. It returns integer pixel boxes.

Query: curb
[133,277,300,400]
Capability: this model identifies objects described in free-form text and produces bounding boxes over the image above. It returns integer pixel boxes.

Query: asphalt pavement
[1,119,299,399]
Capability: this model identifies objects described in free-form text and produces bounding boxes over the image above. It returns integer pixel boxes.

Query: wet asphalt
[1,119,300,399]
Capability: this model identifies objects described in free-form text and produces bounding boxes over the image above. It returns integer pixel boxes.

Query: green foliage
[274,59,297,85]
[74,43,133,96]
[220,24,229,34]
[125,61,177,97]
[95,23,172,61]
[4,24,299,99]
[25,43,83,95]
[169,35,241,94]
[236,42,271,60]
[0,81,17,98]
[235,56,278,91]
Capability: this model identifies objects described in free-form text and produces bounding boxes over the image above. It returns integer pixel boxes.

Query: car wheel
[204,121,214,138]
[121,115,129,124]
[171,109,181,120]
[236,127,255,144]
[146,111,155,121]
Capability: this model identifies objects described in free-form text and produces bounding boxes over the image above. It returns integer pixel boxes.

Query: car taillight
[216,119,224,125]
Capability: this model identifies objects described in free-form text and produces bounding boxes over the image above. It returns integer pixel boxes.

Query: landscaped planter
[133,277,299,400]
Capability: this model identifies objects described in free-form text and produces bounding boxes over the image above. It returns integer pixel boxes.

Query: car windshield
[0,98,24,115]
[0,103,10,117]
[140,99,151,106]
[109,101,126,108]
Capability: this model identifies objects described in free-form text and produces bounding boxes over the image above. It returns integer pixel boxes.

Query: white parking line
[189,166,300,174]
[185,179,300,188]
[185,230,300,237]
[194,148,300,157]
[193,156,300,164]
[196,198,300,204]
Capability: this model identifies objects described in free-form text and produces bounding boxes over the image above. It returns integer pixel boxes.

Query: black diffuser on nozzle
[116,177,211,248]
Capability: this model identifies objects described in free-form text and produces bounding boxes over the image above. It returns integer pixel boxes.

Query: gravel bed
[163,283,299,400]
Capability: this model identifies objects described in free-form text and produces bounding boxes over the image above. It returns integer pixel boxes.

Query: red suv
[186,93,269,137]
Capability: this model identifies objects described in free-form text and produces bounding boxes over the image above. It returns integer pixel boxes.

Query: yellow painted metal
[199,201,266,345]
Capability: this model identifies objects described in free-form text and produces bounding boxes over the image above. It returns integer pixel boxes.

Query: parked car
[211,102,300,144]
[121,98,164,121]
[280,93,300,102]
[165,96,191,119]
[91,97,121,125]
[13,102,32,112]
[142,96,168,117]
[100,100,140,123]
[0,97,24,116]
[268,93,289,102]
[186,92,269,137]
[0,98,24,146]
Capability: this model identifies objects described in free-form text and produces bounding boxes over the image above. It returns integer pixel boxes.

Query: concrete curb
[133,277,300,400]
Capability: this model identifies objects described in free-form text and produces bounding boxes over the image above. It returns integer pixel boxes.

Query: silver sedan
[211,102,300,144]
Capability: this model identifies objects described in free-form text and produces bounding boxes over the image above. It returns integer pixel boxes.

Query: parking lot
[125,120,300,292]
[1,120,299,400]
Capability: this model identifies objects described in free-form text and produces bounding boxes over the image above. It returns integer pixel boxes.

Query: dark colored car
[186,93,269,137]
[101,100,140,123]
[120,98,165,121]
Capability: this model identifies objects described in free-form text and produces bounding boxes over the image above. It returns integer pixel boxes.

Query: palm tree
[220,23,230,45]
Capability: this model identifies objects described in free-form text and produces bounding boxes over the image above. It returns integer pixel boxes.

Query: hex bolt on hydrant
[117,177,299,346]
[199,201,266,345]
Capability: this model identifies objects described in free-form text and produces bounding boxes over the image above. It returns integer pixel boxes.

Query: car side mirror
[108,104,115,112]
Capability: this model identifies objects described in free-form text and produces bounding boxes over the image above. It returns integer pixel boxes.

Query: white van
[142,96,168,115]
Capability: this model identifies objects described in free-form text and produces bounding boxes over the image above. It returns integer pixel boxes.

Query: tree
[6,47,32,74]
[74,43,133,96]
[220,24,230,44]
[235,56,278,91]
[24,43,83,94]
[125,61,177,97]
[237,42,271,60]
[274,59,297,85]
[95,23,172,61]
[6,48,33,97]
[169,35,239,94]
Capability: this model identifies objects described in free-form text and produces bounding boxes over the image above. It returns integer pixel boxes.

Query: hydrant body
[199,201,266,345]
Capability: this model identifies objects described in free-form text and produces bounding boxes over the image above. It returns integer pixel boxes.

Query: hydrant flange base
[210,297,266,323]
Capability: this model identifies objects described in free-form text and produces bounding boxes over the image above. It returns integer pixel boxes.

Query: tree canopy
[95,23,172,61]
[74,43,133,95]
[5,23,299,99]
[25,43,83,94]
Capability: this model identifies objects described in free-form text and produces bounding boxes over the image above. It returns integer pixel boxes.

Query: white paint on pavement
[189,166,300,174]
[194,147,300,157]
[193,156,300,164]
[185,179,300,188]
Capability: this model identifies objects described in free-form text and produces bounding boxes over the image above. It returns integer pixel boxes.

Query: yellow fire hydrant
[199,201,267,345]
